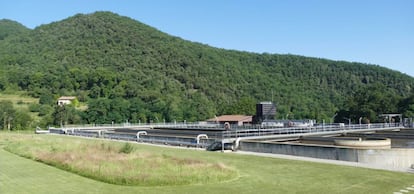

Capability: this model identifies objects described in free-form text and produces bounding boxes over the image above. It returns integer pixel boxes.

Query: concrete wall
[141,135,215,147]
[53,129,214,148]
[240,141,358,161]
[239,140,414,171]
[357,149,414,170]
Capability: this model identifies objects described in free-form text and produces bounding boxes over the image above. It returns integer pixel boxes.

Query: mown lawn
[0,132,413,194]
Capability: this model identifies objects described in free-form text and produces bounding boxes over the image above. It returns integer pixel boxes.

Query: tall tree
[0,101,15,130]
[343,84,400,123]
[399,93,414,118]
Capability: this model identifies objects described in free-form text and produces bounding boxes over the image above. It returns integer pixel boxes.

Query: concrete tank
[334,137,391,149]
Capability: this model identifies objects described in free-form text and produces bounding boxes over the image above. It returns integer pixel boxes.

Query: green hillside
[0,11,413,127]
[0,19,30,40]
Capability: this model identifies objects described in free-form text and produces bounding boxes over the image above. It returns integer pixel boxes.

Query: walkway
[231,150,414,173]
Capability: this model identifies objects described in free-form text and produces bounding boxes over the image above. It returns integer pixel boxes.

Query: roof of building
[207,115,252,122]
[58,96,77,100]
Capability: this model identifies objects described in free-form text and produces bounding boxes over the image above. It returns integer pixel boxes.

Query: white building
[57,96,76,106]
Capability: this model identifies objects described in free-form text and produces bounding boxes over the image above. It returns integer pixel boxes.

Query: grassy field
[3,134,236,186]
[0,93,39,109]
[1,132,414,194]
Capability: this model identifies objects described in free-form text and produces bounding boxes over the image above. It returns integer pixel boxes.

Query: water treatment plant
[43,102,414,173]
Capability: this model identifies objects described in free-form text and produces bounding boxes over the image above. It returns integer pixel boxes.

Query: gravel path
[231,150,414,173]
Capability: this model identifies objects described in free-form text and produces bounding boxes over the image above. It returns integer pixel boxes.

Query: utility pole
[3,112,6,130]
[7,116,12,131]
[271,90,274,103]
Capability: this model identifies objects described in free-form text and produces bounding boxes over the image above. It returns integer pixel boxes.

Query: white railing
[50,122,403,141]
[59,121,219,129]
[220,123,401,139]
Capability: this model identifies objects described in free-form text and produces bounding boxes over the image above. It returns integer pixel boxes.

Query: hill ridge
[0,11,413,126]
[0,19,30,40]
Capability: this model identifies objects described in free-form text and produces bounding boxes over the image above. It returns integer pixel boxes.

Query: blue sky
[1,0,413,77]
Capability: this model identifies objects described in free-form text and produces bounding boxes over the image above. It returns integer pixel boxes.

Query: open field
[1,132,414,194]
[0,93,39,109]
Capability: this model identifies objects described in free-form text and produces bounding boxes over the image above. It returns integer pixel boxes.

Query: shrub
[38,105,53,116]
[119,143,134,154]
[28,103,41,112]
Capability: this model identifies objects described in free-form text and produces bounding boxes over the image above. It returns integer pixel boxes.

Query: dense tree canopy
[0,12,413,127]
[399,93,414,118]
[0,101,33,130]
[336,84,401,123]
[0,19,29,40]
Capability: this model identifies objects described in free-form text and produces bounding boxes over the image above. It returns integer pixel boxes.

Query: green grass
[3,134,236,186]
[1,132,414,194]
[0,93,39,109]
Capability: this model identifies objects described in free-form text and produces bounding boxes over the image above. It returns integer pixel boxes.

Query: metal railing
[49,122,403,147]
[59,122,220,130]
[220,123,402,139]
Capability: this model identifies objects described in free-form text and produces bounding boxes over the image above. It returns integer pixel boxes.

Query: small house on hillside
[207,115,252,127]
[57,96,77,106]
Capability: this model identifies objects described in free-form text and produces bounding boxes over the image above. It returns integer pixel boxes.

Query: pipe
[233,138,241,151]
[196,134,208,146]
[136,131,147,141]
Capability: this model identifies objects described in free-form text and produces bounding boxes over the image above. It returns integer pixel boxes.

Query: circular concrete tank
[334,137,391,148]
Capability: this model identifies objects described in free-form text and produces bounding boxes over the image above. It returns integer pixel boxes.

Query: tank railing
[50,122,402,141]
[55,122,404,131]
[220,123,401,139]
[59,122,220,129]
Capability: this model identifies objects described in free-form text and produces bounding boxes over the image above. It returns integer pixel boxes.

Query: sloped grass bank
[3,134,237,186]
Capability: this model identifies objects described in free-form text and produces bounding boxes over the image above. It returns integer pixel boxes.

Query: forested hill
[0,19,30,40]
[0,11,413,125]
